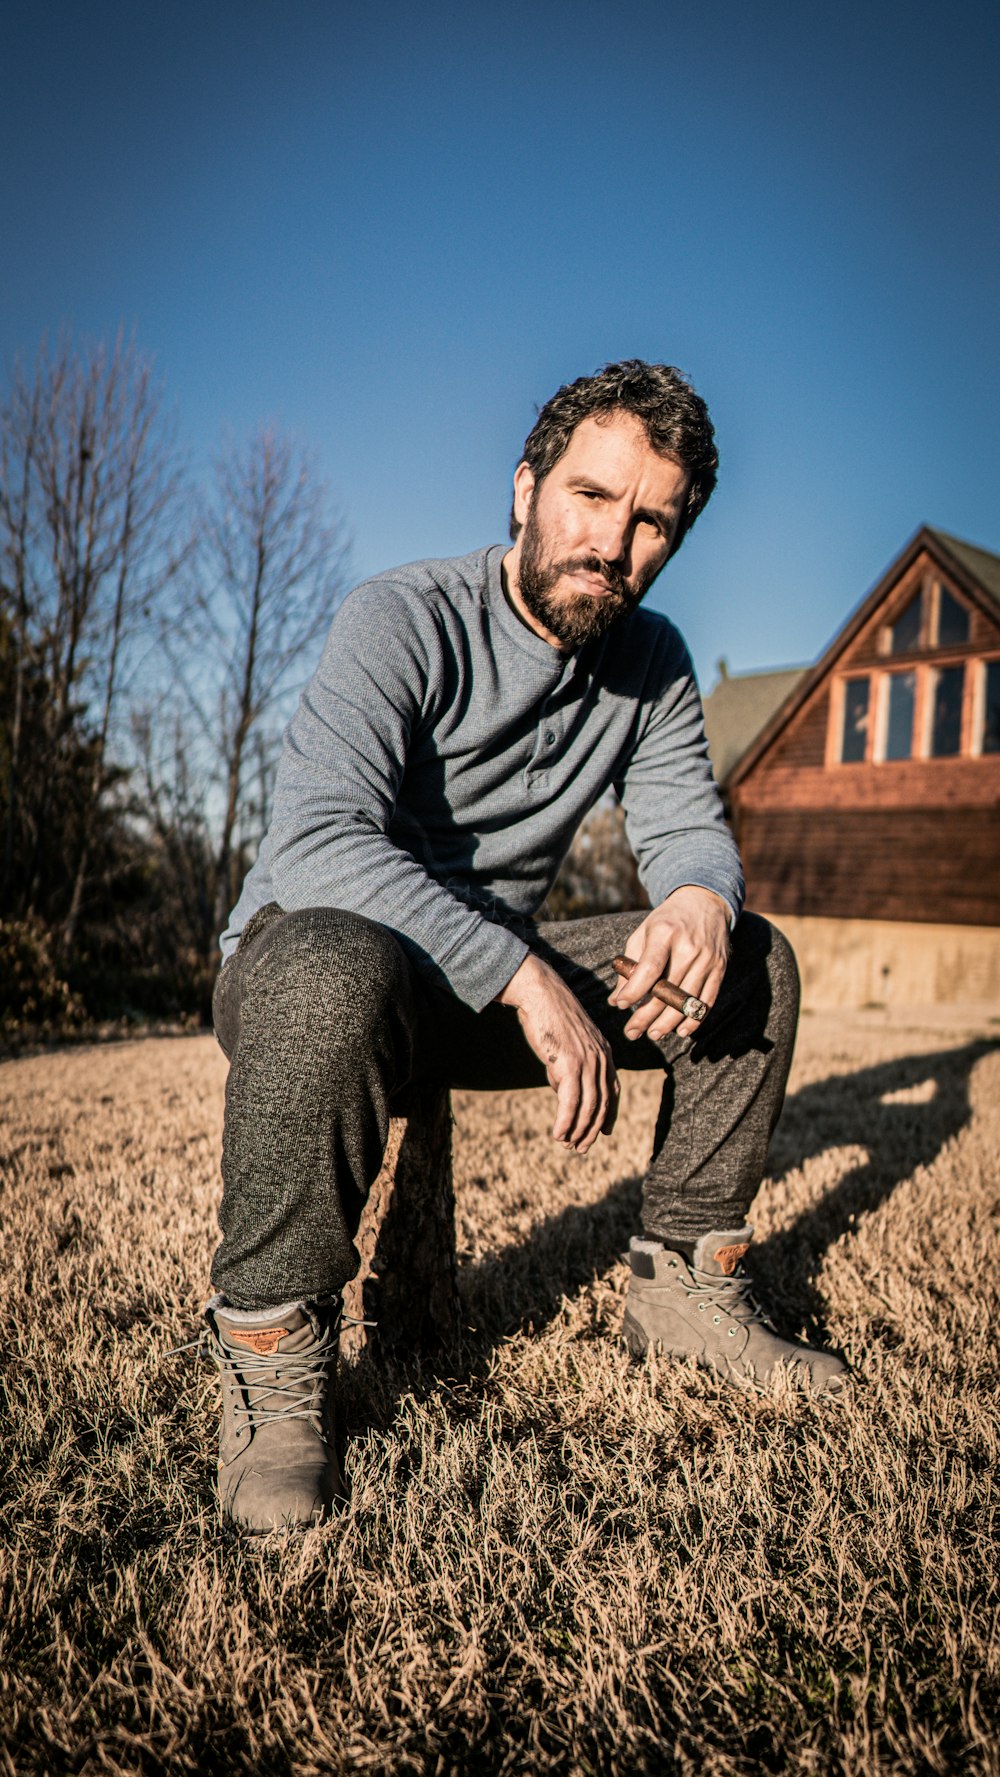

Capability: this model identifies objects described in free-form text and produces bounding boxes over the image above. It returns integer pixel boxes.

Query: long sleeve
[224,547,744,992]
[614,632,745,921]
[267,583,529,1010]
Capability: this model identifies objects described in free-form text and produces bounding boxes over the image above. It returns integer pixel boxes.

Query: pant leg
[515,909,800,1241]
[210,899,798,1310]
[211,903,421,1309]
[408,906,799,1239]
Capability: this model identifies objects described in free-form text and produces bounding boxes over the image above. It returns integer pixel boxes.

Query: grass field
[1,1009,998,1776]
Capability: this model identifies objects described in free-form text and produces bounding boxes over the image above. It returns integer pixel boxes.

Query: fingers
[601,1073,622,1138]
[643,958,724,1042]
[502,953,621,1155]
[619,957,719,1042]
[550,1043,618,1154]
[609,943,727,1042]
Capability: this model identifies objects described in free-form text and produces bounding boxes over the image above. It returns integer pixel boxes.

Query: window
[982,661,1000,754]
[885,582,971,653]
[840,678,870,762]
[889,595,921,654]
[884,671,916,760]
[929,665,964,756]
[834,575,993,764]
[936,586,970,646]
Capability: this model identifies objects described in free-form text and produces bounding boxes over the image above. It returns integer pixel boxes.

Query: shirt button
[545,730,556,745]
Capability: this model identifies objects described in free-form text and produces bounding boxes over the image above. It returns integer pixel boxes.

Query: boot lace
[680,1263,773,1330]
[165,1313,375,1435]
[205,1323,336,1433]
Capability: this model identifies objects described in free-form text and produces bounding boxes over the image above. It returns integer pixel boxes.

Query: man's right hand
[497,953,620,1154]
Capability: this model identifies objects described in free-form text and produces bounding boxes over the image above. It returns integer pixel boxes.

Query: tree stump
[341,1085,460,1359]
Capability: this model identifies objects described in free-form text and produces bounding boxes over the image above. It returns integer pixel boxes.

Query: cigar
[611,954,708,1021]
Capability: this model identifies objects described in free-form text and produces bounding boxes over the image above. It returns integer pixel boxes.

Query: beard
[515,504,661,649]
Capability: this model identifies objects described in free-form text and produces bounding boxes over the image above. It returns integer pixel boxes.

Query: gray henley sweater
[222,544,744,1009]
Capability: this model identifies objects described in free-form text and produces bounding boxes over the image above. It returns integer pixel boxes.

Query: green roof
[928,528,1000,607]
[702,665,808,783]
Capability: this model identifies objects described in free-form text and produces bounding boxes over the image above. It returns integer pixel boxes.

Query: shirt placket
[524,658,575,793]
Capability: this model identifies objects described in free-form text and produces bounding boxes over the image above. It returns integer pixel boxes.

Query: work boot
[204,1295,344,1532]
[622,1227,848,1399]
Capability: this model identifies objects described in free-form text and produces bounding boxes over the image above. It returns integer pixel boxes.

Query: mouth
[564,566,622,598]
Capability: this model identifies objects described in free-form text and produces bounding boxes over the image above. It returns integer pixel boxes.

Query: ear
[511,459,536,531]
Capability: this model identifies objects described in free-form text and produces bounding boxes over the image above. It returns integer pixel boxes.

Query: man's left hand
[608,885,732,1042]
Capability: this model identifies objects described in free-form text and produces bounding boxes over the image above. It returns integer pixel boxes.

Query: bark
[61,483,133,955]
[1,377,38,906]
[211,534,263,941]
[342,1085,460,1359]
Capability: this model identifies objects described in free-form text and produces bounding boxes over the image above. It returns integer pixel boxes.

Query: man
[206,360,846,1534]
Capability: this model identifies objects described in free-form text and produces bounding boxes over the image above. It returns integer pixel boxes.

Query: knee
[732,913,801,1033]
[762,918,800,1014]
[242,906,414,1052]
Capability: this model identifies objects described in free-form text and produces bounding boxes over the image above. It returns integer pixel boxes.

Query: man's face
[505,412,690,650]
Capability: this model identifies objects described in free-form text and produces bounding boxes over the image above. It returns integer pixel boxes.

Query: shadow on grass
[755,1037,999,1324]
[352,1036,998,1417]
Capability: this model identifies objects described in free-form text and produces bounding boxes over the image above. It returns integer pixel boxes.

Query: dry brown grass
[1,1010,998,1775]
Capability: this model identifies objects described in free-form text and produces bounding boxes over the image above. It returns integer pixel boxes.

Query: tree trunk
[342,1085,460,1359]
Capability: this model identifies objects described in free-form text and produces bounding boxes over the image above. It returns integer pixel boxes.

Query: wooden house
[725,527,1000,926]
[703,662,808,802]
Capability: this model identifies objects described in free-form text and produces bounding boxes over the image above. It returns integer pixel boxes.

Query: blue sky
[2,0,998,688]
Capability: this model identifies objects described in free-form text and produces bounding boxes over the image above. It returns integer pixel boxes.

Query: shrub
[0,917,85,1037]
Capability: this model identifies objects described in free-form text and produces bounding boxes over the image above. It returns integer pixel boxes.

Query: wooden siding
[738,806,1000,926]
[734,757,1000,812]
[761,688,830,770]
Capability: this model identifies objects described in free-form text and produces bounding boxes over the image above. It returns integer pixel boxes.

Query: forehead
[554,411,687,503]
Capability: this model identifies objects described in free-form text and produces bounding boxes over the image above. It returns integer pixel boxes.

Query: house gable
[728,525,1000,791]
[726,526,1000,926]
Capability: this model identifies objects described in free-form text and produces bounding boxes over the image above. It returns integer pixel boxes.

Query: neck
[501,546,566,651]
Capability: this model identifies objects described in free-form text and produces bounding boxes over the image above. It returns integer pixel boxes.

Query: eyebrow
[566,475,677,531]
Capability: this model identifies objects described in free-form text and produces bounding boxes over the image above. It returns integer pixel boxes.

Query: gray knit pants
[211,904,799,1310]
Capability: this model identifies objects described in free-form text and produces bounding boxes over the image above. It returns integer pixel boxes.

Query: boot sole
[221,1500,335,1538]
[621,1311,850,1401]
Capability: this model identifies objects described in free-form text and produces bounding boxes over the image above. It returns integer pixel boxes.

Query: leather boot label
[713,1243,749,1275]
[228,1327,289,1353]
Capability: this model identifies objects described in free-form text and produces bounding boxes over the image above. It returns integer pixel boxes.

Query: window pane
[840,678,869,762]
[930,665,963,756]
[885,671,915,759]
[890,594,921,653]
[937,587,970,646]
[983,661,1000,754]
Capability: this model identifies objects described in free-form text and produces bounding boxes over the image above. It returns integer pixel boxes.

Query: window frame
[932,582,971,648]
[925,661,966,758]
[879,575,973,657]
[835,673,872,764]
[971,655,1000,757]
[876,667,918,762]
[831,574,993,766]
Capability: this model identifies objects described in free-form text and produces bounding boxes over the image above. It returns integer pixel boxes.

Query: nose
[590,510,631,568]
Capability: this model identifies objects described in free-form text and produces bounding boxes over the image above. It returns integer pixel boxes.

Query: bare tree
[0,365,40,904]
[172,427,350,948]
[0,331,183,945]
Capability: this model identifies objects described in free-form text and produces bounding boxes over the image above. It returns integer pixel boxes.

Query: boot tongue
[218,1303,316,1356]
[692,1227,753,1277]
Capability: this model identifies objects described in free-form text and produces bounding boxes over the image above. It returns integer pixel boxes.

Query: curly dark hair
[510,359,718,551]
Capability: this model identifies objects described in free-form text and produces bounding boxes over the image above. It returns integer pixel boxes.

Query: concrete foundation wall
[759,911,1000,1012]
